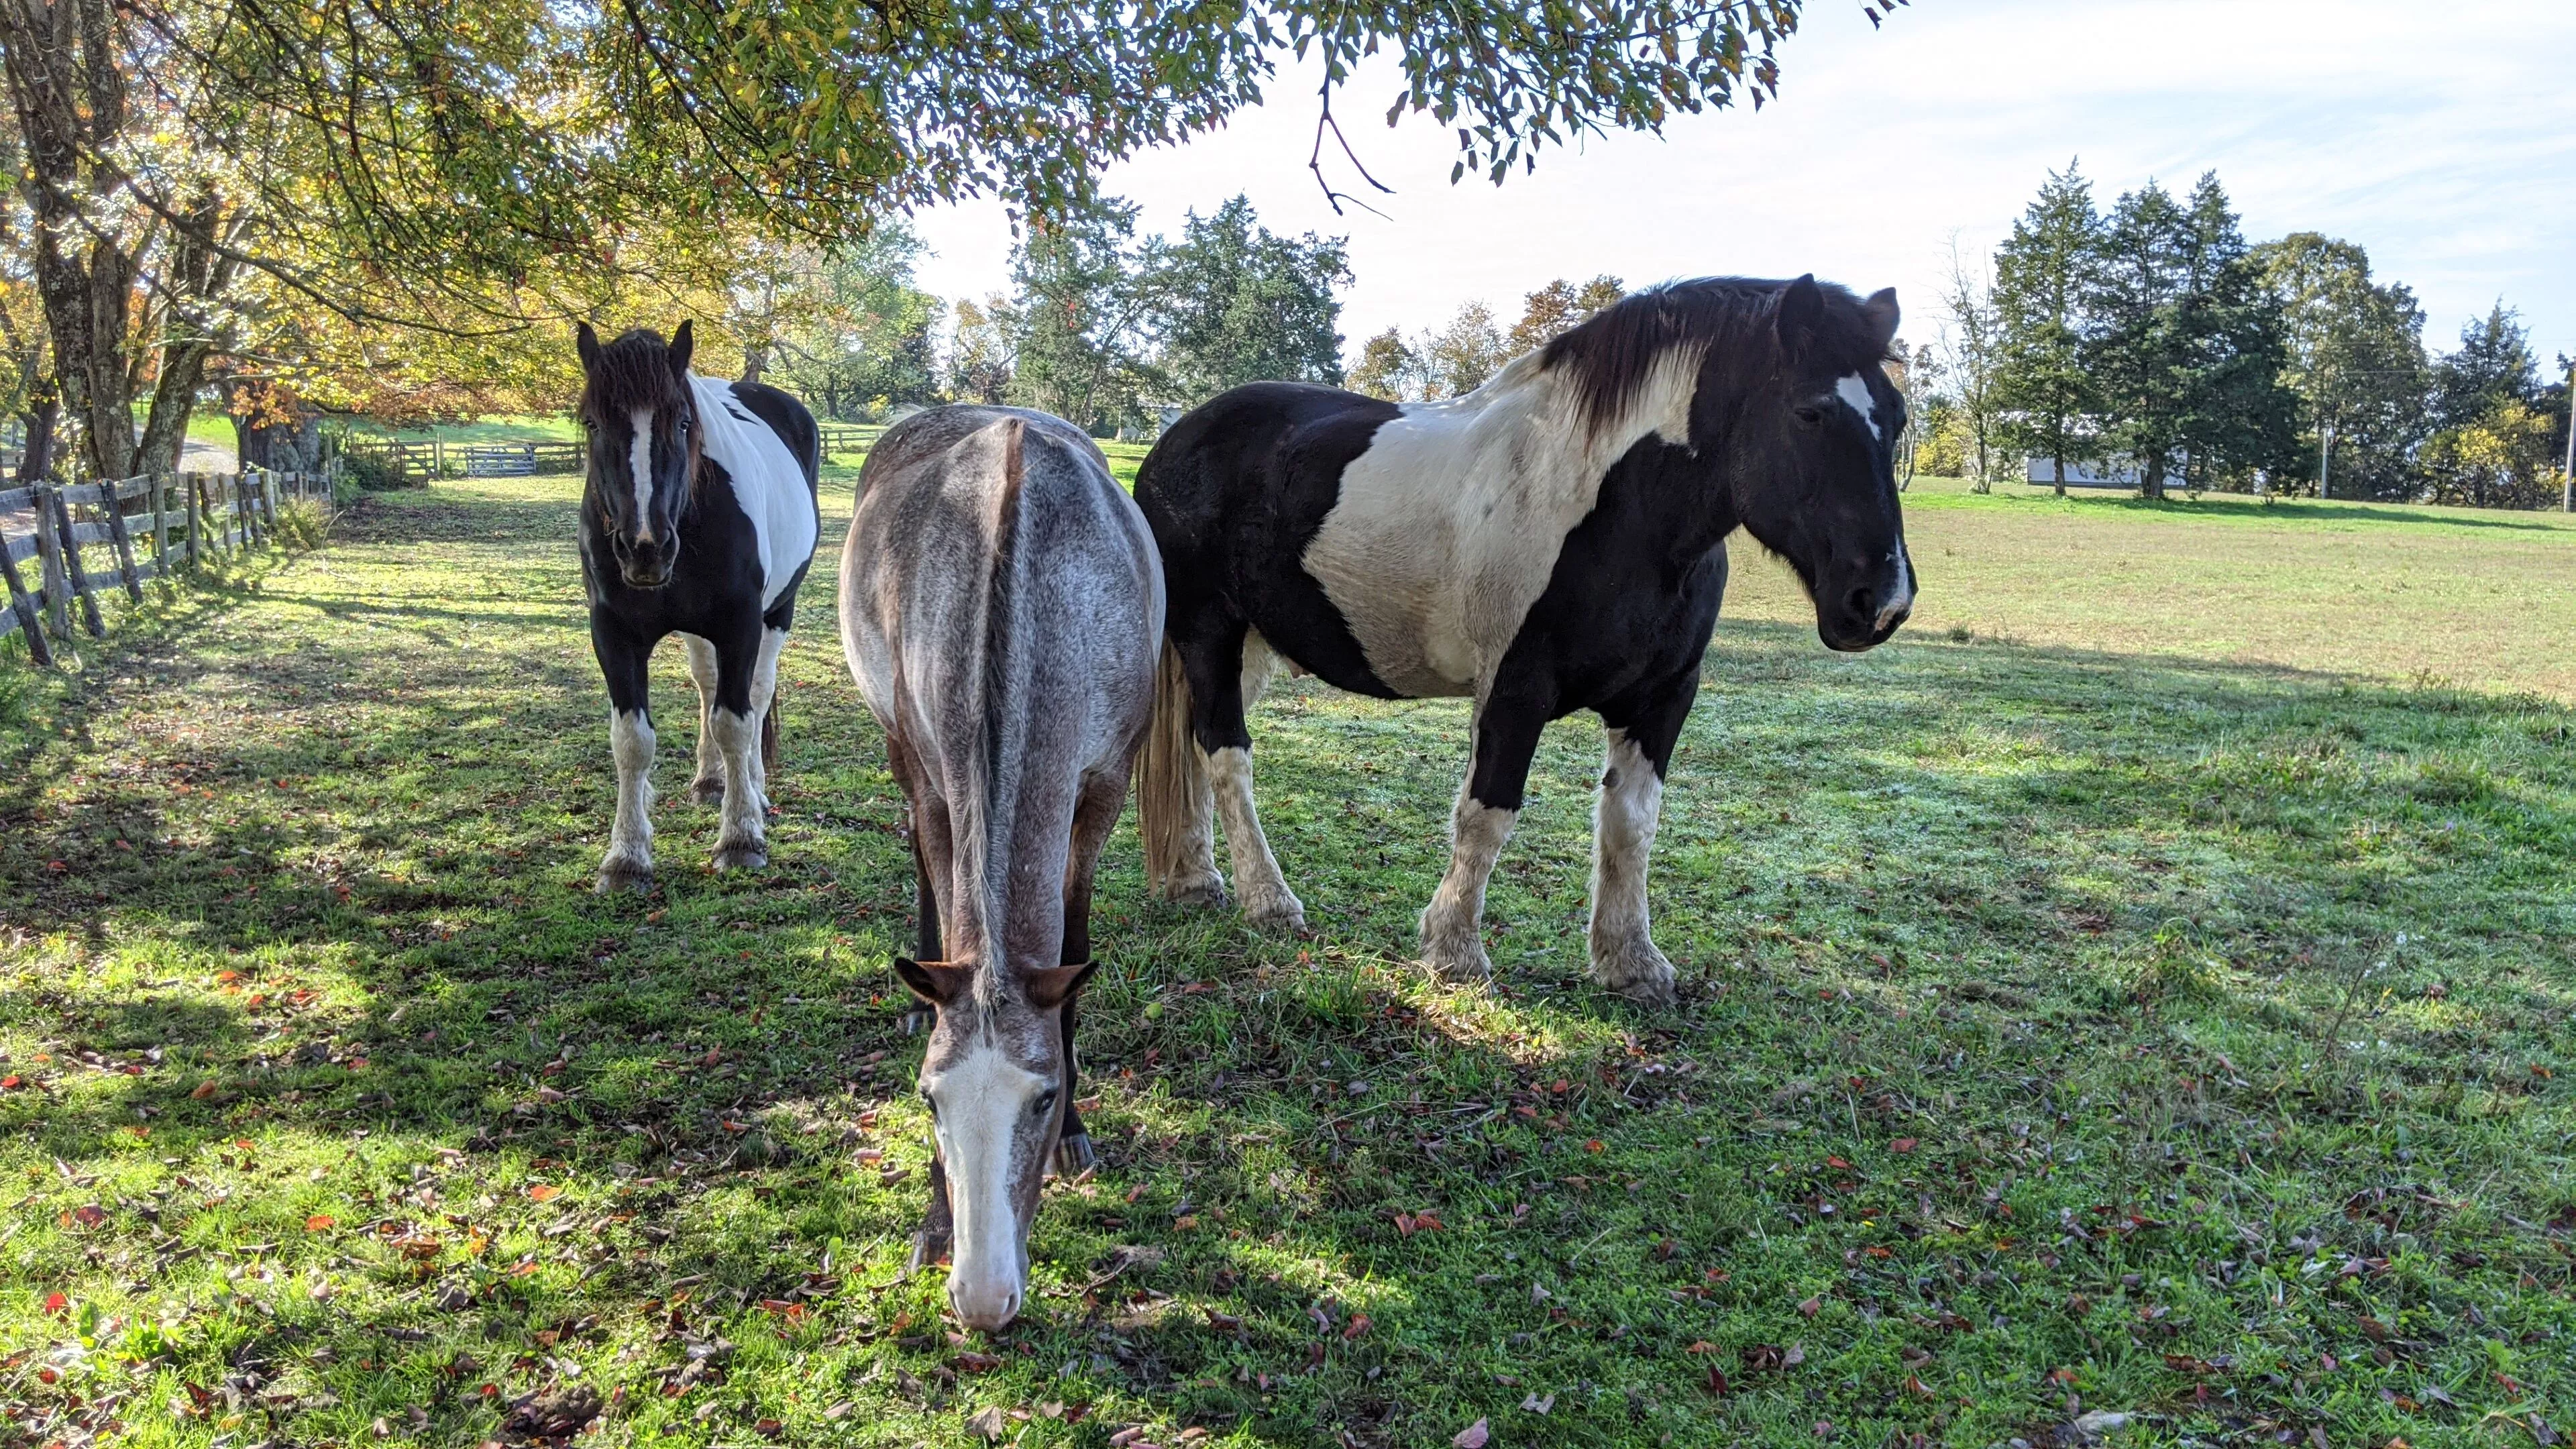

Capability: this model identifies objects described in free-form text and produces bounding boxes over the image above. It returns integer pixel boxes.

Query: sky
[905,0,2576,373]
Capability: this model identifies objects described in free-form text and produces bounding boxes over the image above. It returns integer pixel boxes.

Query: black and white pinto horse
[839,406,1161,1330]
[574,321,820,891]
[1134,276,1915,1004]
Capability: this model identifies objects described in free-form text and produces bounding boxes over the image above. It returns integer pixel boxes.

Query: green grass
[1,474,2571,1449]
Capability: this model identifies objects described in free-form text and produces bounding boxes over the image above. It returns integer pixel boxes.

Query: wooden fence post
[0,526,52,666]
[34,483,70,638]
[146,474,165,576]
[50,484,105,637]
[185,474,203,569]
[102,480,143,602]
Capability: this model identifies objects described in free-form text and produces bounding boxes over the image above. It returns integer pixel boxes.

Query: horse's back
[841,405,1160,755]
[722,378,822,492]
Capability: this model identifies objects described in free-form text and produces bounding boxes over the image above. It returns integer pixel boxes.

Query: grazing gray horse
[838,405,1161,1330]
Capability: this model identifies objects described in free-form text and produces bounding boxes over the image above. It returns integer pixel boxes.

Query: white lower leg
[746,627,786,798]
[1419,788,1515,982]
[1589,729,1675,1001]
[710,706,767,866]
[1206,746,1303,930]
[684,635,723,798]
[600,708,656,886]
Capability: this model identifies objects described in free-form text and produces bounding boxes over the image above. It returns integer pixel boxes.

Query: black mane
[1540,276,1896,435]
[582,328,690,415]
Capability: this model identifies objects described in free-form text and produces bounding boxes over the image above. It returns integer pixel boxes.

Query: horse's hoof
[1417,933,1493,985]
[905,1229,951,1275]
[1593,935,1676,1005]
[1052,1132,1096,1178]
[594,861,653,895]
[688,776,724,805]
[710,843,768,872]
[1158,872,1228,909]
[1242,888,1306,933]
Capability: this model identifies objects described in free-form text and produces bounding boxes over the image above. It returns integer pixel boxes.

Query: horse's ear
[1862,288,1900,353]
[894,957,973,1008]
[668,320,694,380]
[1774,274,1824,353]
[576,321,601,374]
[1024,961,1097,1012]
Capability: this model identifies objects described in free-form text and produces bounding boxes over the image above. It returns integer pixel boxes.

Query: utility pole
[2318,421,2334,501]
[2563,360,2573,513]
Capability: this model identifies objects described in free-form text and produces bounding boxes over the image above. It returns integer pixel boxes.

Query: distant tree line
[1919,163,2571,509]
[945,195,1350,436]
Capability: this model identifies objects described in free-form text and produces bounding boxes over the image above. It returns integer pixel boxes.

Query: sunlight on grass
[0,472,2569,1449]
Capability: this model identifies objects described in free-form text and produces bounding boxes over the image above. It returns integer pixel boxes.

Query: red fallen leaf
[2048,1367,2078,1385]
[1452,1417,1492,1448]
[951,1351,1002,1373]
[1797,1296,1821,1318]
[1704,1267,1731,1283]
[190,1080,219,1099]
[1904,1374,1935,1399]
[305,1214,336,1231]
[43,1291,68,1315]
[1342,1313,1371,1340]
[1890,1138,1918,1154]
[527,1185,561,1201]
[72,1204,106,1228]
[759,1299,796,1314]
[1825,1156,1852,1170]
[0,1075,19,1090]
[1584,1140,1605,1154]
[1687,1341,1719,1354]
[1702,1365,1729,1396]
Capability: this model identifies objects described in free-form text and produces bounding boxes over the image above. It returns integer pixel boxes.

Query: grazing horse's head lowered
[894,959,1096,1330]
[575,320,701,590]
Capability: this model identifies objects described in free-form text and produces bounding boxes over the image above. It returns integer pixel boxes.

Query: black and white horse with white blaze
[1134,275,1915,1004]
[839,406,1161,1330]
[574,321,820,891]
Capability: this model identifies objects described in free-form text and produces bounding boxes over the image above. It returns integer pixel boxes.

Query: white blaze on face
[1835,374,1881,443]
[629,407,656,543]
[925,1034,1051,1328]
[1878,543,1916,629]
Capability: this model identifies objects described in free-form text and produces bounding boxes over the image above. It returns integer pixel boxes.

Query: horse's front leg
[682,634,725,804]
[592,614,657,894]
[1587,669,1697,1006]
[709,624,785,871]
[1417,691,1547,983]
[1051,771,1125,1176]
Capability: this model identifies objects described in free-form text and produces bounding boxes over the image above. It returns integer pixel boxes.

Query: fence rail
[0,468,334,665]
[343,423,883,484]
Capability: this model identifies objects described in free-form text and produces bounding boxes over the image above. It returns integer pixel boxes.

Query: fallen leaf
[1890,1138,1918,1154]
[305,1214,336,1232]
[1798,1296,1821,1318]
[527,1185,561,1201]
[1521,1391,1556,1415]
[1452,1418,1491,1449]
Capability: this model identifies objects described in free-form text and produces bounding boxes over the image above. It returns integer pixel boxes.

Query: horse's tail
[1136,640,1215,901]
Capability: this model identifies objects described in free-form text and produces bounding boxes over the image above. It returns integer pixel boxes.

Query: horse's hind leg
[682,635,725,804]
[1183,625,1304,931]
[1051,770,1124,1176]
[591,612,657,894]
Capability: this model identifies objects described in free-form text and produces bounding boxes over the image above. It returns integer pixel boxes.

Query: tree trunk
[2139,449,2166,501]
[2052,452,2066,498]
[17,385,56,482]
[741,343,765,383]
[133,337,212,476]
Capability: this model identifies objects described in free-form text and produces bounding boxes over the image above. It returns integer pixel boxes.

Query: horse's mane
[1540,277,1897,436]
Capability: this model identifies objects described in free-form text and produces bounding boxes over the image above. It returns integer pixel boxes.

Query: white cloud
[908,0,2576,366]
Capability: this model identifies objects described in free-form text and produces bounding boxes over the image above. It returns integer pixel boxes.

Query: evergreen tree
[1992,162,2100,496]
[1006,199,1159,433]
[1144,196,1352,402]
[2434,303,2540,429]
[2251,233,2430,500]
[2083,178,2195,499]
[2170,173,2299,491]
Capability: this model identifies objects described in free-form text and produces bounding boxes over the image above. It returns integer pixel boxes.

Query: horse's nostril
[1847,586,1877,620]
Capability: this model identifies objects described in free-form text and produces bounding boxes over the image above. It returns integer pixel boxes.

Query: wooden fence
[343,436,584,483]
[0,468,334,665]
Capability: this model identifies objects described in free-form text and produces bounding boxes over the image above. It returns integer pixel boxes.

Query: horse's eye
[920,1090,938,1118]
[1793,404,1825,427]
[1031,1088,1059,1119]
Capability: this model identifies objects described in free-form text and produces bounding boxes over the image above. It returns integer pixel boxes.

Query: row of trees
[948,196,1350,435]
[1925,163,2571,508]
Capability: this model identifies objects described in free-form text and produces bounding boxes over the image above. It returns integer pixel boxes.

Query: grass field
[0,471,2570,1449]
